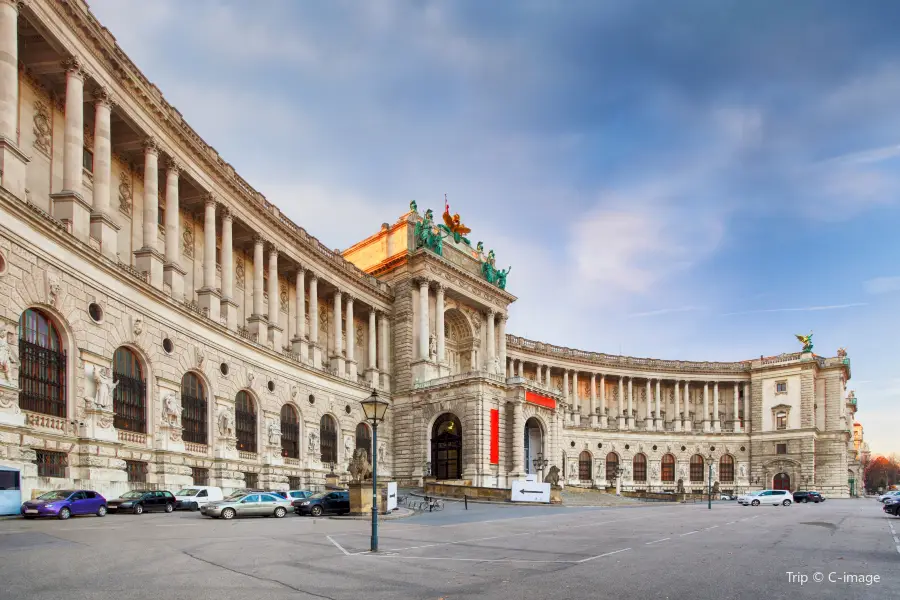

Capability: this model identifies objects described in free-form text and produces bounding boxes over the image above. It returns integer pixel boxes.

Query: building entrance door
[773,472,791,491]
[431,414,462,480]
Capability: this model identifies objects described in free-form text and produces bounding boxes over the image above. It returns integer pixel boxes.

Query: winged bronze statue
[795,332,814,353]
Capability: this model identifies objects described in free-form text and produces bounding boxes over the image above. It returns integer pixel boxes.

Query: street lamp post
[532,453,548,478]
[706,454,714,510]
[360,388,390,553]
[614,465,624,496]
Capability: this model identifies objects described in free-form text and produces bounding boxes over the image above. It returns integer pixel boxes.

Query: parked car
[793,491,825,503]
[884,498,900,517]
[719,494,737,501]
[877,491,900,503]
[285,490,313,502]
[738,490,792,506]
[107,490,177,514]
[294,491,350,516]
[173,486,224,511]
[201,492,292,519]
[21,490,107,520]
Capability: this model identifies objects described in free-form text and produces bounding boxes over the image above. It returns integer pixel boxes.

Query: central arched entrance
[431,413,462,480]
[524,417,544,475]
[444,309,473,375]
[773,472,791,491]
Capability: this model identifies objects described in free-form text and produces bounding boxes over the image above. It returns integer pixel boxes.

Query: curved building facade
[0,0,861,506]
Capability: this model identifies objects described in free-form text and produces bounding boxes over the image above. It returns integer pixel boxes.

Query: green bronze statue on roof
[795,332,814,353]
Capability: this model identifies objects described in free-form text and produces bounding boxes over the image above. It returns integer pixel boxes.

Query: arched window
[280,404,300,459]
[320,415,337,465]
[719,454,735,482]
[18,308,66,417]
[355,422,371,460]
[235,391,257,453]
[606,452,619,482]
[431,413,462,480]
[112,347,145,432]
[633,453,647,482]
[181,373,207,445]
[661,454,676,482]
[690,454,705,482]
[578,451,592,482]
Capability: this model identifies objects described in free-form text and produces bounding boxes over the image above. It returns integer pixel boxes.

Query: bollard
[464,494,468,510]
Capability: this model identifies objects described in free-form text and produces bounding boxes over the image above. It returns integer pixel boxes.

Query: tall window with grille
[605,452,619,483]
[125,460,147,483]
[244,472,258,488]
[235,391,257,453]
[690,454,705,482]
[18,308,66,417]
[578,451,592,482]
[191,467,209,486]
[181,373,207,445]
[112,347,146,432]
[280,404,300,459]
[719,454,735,482]
[287,476,301,490]
[355,422,371,460]
[35,450,67,478]
[661,454,676,482]
[632,453,647,482]
[320,414,337,465]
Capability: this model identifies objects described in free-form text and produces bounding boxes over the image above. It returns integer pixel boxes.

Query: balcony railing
[414,370,507,390]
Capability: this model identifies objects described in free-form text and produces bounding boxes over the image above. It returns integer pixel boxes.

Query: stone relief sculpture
[247,371,256,388]
[32,100,51,155]
[267,420,281,446]
[194,346,205,368]
[676,478,685,493]
[92,366,118,410]
[132,316,143,338]
[307,430,319,454]
[344,435,354,458]
[710,463,717,482]
[650,463,660,480]
[428,333,437,360]
[679,465,687,480]
[218,409,235,438]
[739,463,747,479]
[291,385,298,399]
[118,171,133,216]
[161,392,180,427]
[348,448,372,483]
[543,465,561,486]
[0,324,19,386]
[378,442,386,465]
[45,272,61,307]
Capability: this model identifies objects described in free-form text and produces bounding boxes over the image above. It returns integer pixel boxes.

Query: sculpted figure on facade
[428,333,437,360]
[45,272,62,307]
[132,316,143,338]
[307,429,319,454]
[348,448,372,483]
[92,366,118,410]
[218,408,235,438]
[161,392,180,427]
[650,463,660,481]
[378,442,386,465]
[344,435,354,458]
[739,463,747,479]
[267,419,281,446]
[195,346,205,368]
[543,465,561,486]
[0,325,19,386]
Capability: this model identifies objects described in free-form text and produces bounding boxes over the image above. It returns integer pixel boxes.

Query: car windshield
[37,491,72,501]
[120,491,145,499]
[175,488,199,496]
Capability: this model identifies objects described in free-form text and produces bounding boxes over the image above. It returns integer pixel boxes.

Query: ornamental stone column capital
[62,55,86,79]
[166,157,183,174]
[203,192,217,208]
[143,136,160,155]
[253,234,266,246]
[93,86,113,108]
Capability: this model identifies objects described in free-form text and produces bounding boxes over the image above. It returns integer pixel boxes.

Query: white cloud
[864,276,900,295]
[628,306,704,318]
[721,303,868,316]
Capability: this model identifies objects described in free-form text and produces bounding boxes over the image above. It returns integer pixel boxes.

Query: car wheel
[222,508,236,520]
[58,507,71,520]
[310,505,323,517]
[751,499,760,506]
[274,507,286,518]
[783,499,792,507]
[97,505,107,517]
[133,504,144,515]
[164,503,174,513]
[190,502,199,512]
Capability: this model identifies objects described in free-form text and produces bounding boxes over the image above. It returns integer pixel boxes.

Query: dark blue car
[21,490,108,520]
[293,491,350,516]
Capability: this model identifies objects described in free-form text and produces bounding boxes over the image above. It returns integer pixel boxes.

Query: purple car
[21,490,108,520]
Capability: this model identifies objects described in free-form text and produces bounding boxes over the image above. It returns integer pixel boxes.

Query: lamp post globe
[359,388,389,552]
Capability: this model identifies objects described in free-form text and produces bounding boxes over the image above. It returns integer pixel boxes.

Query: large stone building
[0,0,862,509]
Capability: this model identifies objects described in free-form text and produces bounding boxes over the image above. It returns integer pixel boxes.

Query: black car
[793,491,825,503]
[107,490,177,514]
[294,491,350,516]
[883,500,900,517]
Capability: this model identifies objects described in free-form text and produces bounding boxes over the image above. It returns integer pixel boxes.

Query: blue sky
[89,0,899,455]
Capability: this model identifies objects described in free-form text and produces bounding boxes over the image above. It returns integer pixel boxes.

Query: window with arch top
[633,453,647,482]
[181,372,207,445]
[578,451,592,482]
[605,452,619,482]
[661,453,676,482]
[18,308,66,417]
[719,454,735,482]
[690,454,705,482]
[235,391,257,453]
[320,414,337,465]
[280,404,300,459]
[355,422,371,460]
[112,347,146,433]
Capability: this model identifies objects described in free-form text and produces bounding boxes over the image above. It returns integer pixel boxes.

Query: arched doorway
[605,452,620,484]
[444,309,473,374]
[661,454,676,483]
[578,451,592,482]
[773,472,791,491]
[524,417,543,475]
[18,308,66,417]
[431,413,462,480]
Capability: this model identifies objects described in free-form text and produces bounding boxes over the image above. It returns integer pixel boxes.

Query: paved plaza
[0,498,896,600]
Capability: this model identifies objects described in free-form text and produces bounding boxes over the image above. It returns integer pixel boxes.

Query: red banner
[526,391,556,410]
[490,409,499,464]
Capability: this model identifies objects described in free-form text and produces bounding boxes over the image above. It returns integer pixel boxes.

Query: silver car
[201,492,292,519]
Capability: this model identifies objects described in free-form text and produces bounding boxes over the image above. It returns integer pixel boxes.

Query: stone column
[248,236,266,340]
[366,308,378,386]
[265,247,282,349]
[197,196,221,321]
[418,279,430,361]
[617,377,625,428]
[498,315,507,375]
[309,274,321,368]
[703,382,710,432]
[52,59,92,239]
[733,382,741,432]
[674,380,682,432]
[88,88,119,260]
[589,374,598,428]
[0,0,28,199]
[599,375,608,428]
[291,268,307,358]
[517,359,524,378]
[346,296,357,380]
[572,371,580,427]
[220,208,238,329]
[684,381,691,432]
[435,283,445,364]
[511,399,525,478]
[536,363,542,386]
[644,380,652,430]
[654,379,661,431]
[378,311,390,391]
[331,289,345,373]
[133,139,164,287]
[161,160,185,300]
[713,382,721,432]
[627,377,634,429]
[743,383,750,433]
[485,309,496,372]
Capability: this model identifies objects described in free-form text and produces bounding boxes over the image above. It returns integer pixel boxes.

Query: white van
[173,486,224,511]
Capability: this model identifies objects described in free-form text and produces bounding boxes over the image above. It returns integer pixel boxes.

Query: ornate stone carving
[378,442,386,465]
[0,324,19,386]
[348,448,372,482]
[543,465,560,486]
[182,215,194,258]
[343,435,354,458]
[307,429,319,454]
[267,419,281,446]
[218,408,235,438]
[132,316,143,338]
[428,333,437,360]
[279,281,288,313]
[650,463,659,480]
[0,387,19,412]
[118,171,133,216]
[92,365,117,410]
[247,370,256,388]
[739,463,747,479]
[679,465,686,480]
[235,256,245,289]
[45,271,61,307]
[194,346,205,368]
[161,391,180,427]
[32,100,51,155]
[290,385,298,399]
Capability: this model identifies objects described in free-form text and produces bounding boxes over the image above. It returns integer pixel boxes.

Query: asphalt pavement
[0,498,895,600]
